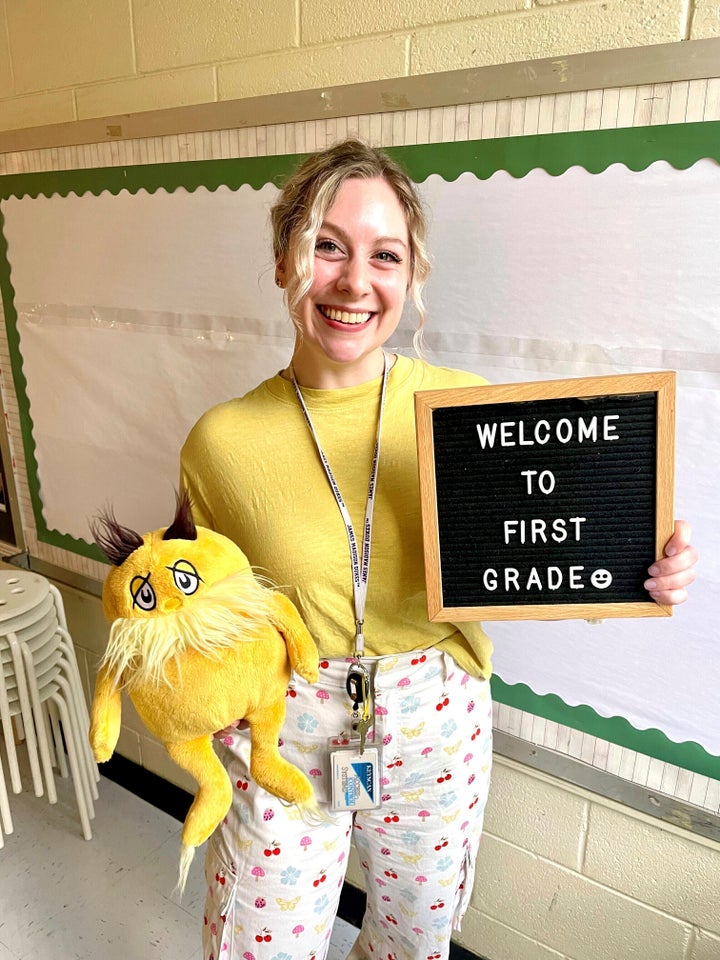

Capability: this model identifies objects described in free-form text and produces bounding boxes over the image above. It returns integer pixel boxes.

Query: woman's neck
[284,349,392,389]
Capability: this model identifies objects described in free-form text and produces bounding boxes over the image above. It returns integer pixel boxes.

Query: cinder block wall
[5,1,720,957]
[0,0,719,131]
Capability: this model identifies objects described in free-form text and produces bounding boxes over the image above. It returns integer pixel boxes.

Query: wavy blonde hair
[270,139,431,353]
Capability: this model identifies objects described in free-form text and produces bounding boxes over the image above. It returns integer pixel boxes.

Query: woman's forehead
[323,177,409,241]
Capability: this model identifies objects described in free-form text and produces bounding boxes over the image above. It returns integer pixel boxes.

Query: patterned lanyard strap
[290,353,390,659]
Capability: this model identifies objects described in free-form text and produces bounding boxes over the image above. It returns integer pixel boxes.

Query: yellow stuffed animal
[89,492,320,890]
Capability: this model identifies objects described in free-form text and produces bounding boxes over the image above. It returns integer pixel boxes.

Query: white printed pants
[202,647,493,960]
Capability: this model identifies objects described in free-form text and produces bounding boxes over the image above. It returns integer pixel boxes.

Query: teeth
[323,307,372,324]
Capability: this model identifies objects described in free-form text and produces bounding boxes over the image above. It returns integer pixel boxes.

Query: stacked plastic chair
[0,568,99,843]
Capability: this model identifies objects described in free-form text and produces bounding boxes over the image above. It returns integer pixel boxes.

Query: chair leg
[56,673,95,820]
[57,638,100,793]
[0,747,12,837]
[48,701,69,778]
[49,691,92,841]
[19,643,57,804]
[57,630,90,722]
[0,665,22,793]
[41,704,57,768]
[13,712,24,741]
[6,634,43,797]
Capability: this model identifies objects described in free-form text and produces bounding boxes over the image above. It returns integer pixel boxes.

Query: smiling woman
[179,138,698,960]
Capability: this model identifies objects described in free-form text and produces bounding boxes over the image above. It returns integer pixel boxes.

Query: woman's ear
[275,260,286,289]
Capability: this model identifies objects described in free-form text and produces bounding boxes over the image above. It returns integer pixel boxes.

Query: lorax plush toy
[89,492,320,890]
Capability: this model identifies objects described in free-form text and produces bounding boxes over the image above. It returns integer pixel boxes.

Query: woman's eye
[375,250,402,264]
[315,239,340,254]
[169,560,201,596]
[130,575,156,611]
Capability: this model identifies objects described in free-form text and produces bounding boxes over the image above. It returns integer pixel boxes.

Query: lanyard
[290,354,390,659]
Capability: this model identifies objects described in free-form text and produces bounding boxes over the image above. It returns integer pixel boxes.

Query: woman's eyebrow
[320,220,408,250]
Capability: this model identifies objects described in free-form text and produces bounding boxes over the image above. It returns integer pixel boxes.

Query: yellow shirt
[180,355,493,678]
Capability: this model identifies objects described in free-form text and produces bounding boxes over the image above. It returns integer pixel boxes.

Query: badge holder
[329,662,381,811]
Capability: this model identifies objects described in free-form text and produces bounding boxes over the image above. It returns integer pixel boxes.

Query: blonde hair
[270,139,431,353]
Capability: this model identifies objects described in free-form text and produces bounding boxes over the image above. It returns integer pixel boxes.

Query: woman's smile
[316,305,375,326]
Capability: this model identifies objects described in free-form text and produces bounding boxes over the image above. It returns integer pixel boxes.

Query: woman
[180,140,697,960]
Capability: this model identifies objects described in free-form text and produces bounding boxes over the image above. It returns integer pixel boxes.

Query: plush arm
[89,662,123,762]
[272,592,320,684]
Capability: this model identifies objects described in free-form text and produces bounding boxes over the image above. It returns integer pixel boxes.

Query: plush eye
[168,559,201,596]
[130,574,156,611]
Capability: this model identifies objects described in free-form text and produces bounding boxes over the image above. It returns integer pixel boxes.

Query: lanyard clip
[346,661,369,708]
[354,618,365,660]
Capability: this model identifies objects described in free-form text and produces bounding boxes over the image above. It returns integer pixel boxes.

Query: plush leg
[166,736,233,849]
[246,699,314,804]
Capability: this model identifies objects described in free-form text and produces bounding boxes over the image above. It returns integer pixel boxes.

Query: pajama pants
[202,647,493,960]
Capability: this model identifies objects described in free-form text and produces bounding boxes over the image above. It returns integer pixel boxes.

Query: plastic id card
[329,746,381,811]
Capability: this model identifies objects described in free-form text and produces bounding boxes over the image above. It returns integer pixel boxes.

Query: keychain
[346,662,373,753]
[328,661,382,812]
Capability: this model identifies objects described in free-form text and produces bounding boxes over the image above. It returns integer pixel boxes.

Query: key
[355,715,372,755]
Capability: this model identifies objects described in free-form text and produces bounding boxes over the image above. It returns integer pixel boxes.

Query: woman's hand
[644,520,698,605]
[213,719,248,741]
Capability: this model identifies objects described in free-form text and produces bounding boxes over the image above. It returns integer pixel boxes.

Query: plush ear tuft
[90,509,144,566]
[162,489,197,542]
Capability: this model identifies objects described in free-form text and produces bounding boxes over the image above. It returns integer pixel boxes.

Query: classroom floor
[0,760,359,960]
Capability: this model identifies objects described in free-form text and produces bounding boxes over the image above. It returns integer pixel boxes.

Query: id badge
[329,742,381,811]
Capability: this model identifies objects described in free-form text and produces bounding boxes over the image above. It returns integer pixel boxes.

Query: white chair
[0,569,99,840]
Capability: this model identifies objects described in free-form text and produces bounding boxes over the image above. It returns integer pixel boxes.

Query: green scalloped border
[1,121,719,779]
[492,676,720,780]
[1,121,719,203]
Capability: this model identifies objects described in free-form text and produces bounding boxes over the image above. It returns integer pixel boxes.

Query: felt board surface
[434,392,657,607]
[416,372,675,622]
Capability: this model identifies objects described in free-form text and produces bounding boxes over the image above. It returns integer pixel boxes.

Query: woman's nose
[337,256,371,295]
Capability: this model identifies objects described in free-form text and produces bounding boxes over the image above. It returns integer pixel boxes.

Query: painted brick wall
[0,0,719,131]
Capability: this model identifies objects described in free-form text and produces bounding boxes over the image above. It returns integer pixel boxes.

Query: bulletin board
[0,52,718,817]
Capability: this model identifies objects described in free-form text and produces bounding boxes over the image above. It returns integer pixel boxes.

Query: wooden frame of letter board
[415,371,676,622]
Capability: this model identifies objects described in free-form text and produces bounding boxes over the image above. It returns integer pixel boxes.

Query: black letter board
[415,372,675,621]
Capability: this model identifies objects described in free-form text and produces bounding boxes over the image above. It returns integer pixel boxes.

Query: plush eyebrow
[320,220,408,251]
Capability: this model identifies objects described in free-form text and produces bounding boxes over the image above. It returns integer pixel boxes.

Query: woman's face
[283,176,410,387]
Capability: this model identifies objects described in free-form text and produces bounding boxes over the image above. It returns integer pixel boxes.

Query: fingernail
[648,565,659,577]
[645,580,657,590]
[665,546,677,556]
